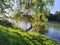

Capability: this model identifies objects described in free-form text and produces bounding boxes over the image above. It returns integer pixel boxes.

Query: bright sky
[50,0,60,14]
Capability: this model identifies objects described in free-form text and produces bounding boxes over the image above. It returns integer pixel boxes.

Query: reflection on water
[46,24,60,42]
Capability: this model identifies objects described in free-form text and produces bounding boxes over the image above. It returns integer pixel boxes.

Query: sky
[50,0,60,14]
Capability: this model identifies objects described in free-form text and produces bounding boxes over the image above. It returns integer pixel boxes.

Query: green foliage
[0,0,13,13]
[13,10,48,34]
[11,0,54,34]
[54,11,60,14]
[47,11,60,22]
[14,10,22,22]
[30,13,48,34]
[0,25,57,45]
[14,10,33,23]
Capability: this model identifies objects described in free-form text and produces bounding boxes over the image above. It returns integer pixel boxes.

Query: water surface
[46,23,60,42]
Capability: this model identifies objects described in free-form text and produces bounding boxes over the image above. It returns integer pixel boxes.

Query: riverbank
[46,21,60,26]
[0,25,57,45]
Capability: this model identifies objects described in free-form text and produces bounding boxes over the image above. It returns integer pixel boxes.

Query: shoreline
[46,21,60,26]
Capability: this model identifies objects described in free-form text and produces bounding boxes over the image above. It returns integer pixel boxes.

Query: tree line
[47,11,60,22]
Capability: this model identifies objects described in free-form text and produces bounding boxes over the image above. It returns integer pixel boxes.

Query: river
[46,22,60,42]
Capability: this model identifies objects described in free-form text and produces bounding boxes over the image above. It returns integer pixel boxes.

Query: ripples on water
[46,24,60,42]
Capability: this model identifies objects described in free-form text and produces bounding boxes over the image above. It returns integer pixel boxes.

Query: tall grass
[0,25,57,45]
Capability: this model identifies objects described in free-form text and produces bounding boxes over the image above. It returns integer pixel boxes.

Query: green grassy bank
[0,25,57,45]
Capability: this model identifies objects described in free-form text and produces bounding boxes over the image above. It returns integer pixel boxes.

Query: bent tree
[13,0,54,34]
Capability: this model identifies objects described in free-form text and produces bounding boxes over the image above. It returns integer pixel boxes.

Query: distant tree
[54,11,60,21]
[54,11,60,15]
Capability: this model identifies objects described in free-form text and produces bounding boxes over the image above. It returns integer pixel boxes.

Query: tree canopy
[0,0,54,34]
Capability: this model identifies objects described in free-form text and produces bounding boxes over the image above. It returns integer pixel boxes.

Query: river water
[46,23,60,42]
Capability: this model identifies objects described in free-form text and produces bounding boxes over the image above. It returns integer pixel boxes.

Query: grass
[0,25,57,45]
